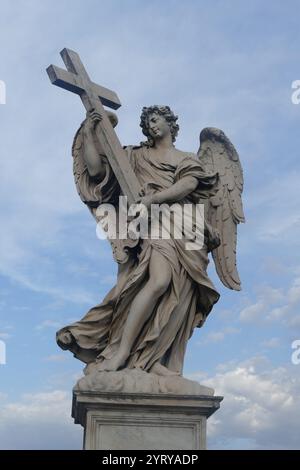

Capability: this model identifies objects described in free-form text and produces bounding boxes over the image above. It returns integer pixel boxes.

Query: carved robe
[57,142,220,374]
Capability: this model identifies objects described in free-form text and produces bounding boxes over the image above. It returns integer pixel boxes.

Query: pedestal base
[72,390,223,450]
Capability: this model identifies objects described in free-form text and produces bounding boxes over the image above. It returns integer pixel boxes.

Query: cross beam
[46,48,140,206]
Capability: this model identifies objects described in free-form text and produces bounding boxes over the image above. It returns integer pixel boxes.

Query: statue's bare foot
[150,362,180,377]
[97,351,128,372]
[84,360,99,376]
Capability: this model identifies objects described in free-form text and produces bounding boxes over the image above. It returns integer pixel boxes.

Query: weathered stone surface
[46,49,245,449]
[75,368,214,396]
[47,50,244,377]
[72,389,223,450]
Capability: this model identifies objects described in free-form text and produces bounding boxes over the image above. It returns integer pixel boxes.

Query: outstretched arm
[139,176,198,207]
[154,176,198,203]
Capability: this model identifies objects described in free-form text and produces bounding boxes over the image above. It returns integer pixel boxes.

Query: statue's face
[147,113,171,141]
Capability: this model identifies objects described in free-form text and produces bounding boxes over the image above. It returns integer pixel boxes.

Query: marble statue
[47,49,245,384]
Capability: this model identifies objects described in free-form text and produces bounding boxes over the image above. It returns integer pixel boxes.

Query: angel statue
[56,104,245,379]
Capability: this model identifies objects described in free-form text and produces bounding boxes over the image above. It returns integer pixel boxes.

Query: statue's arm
[82,113,106,179]
[152,176,198,204]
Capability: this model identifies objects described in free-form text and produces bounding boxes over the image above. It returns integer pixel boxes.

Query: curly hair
[140,105,179,147]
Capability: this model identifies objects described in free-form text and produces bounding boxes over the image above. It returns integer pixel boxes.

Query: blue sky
[0,0,300,450]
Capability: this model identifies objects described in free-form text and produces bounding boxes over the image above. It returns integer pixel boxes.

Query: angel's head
[140,105,179,147]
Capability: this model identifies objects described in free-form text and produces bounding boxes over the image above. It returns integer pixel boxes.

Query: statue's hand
[135,194,155,210]
[133,194,156,220]
[205,223,221,252]
[84,109,102,132]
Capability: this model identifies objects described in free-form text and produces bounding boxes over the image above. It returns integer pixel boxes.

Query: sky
[0,0,300,450]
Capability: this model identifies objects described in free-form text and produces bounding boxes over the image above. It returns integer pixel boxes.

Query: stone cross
[46,48,140,206]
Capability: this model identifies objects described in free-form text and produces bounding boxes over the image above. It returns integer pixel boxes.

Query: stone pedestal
[72,390,223,450]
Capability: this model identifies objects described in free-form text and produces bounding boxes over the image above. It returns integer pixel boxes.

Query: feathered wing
[197,127,245,291]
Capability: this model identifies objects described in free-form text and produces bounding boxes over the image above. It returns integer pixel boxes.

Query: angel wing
[197,127,245,291]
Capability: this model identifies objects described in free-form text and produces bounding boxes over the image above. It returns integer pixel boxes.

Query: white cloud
[287,315,300,328]
[0,390,81,450]
[198,327,240,344]
[0,332,11,340]
[240,300,265,322]
[256,286,284,304]
[268,305,289,321]
[261,337,281,349]
[288,277,300,304]
[246,171,300,240]
[239,280,300,327]
[3,358,299,450]
[203,357,300,449]
[239,285,284,323]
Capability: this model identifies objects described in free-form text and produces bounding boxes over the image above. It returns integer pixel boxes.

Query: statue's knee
[149,277,170,297]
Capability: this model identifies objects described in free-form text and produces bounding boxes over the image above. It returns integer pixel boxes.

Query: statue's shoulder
[123,145,144,160]
[123,145,144,169]
[175,148,198,161]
